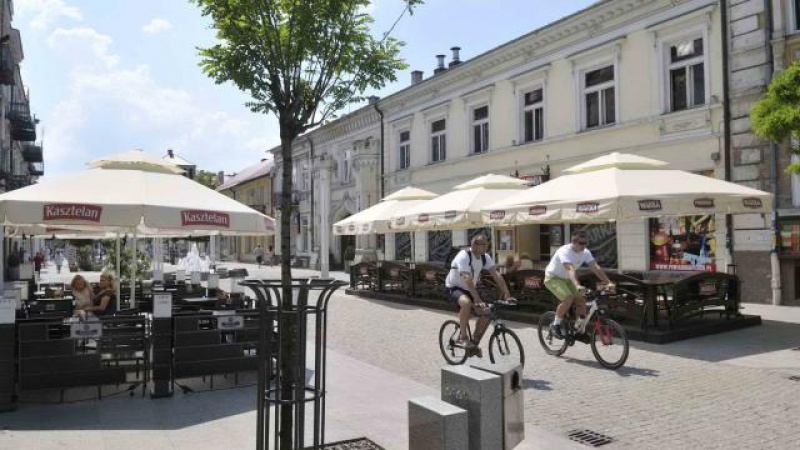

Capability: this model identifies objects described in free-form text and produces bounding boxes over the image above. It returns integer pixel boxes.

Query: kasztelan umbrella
[333,186,437,235]
[391,174,529,231]
[482,152,773,225]
[0,150,275,235]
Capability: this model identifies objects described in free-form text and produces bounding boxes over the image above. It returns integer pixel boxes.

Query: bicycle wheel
[489,328,525,368]
[590,317,629,370]
[439,320,468,365]
[537,311,568,356]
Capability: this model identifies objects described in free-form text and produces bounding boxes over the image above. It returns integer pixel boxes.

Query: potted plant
[343,245,356,272]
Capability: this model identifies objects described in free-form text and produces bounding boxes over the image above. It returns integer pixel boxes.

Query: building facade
[1,0,43,193]
[216,159,274,261]
[270,0,796,304]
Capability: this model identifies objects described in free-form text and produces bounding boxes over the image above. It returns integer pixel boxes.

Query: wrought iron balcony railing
[8,102,36,142]
[28,162,43,176]
[22,144,43,163]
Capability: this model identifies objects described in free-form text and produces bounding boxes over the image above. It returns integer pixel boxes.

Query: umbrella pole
[0,226,5,295]
[115,233,121,311]
[131,234,137,309]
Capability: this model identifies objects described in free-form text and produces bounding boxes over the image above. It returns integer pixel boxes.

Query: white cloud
[14,0,82,31]
[142,18,173,35]
[42,26,278,175]
[47,27,120,68]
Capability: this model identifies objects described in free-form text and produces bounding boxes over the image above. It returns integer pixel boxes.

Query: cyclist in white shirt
[544,231,614,339]
[445,234,511,352]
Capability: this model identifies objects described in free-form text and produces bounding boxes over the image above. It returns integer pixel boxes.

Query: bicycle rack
[242,278,346,450]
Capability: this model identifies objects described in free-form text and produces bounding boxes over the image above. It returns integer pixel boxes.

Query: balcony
[0,45,14,86]
[28,162,44,177]
[5,174,31,191]
[8,102,36,142]
[22,144,43,163]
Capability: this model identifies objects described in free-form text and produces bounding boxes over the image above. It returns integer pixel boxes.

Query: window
[667,37,705,112]
[300,161,309,191]
[471,106,489,154]
[582,65,615,129]
[430,119,446,163]
[399,130,411,170]
[795,0,800,32]
[340,149,352,183]
[522,88,544,143]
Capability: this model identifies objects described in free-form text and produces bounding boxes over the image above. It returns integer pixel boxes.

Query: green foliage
[195,170,221,189]
[752,62,800,173]
[343,245,356,262]
[101,240,152,282]
[77,245,95,271]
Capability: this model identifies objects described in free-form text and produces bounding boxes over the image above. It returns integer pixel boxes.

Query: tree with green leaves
[195,169,221,189]
[191,1,421,447]
[752,61,800,173]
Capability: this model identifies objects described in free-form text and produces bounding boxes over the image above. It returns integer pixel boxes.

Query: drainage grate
[789,375,800,382]
[567,429,614,447]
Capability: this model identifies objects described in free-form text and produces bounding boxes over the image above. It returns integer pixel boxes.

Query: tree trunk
[279,135,296,449]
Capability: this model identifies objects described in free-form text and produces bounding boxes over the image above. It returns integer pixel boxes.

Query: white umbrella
[392,174,528,230]
[483,153,773,225]
[332,186,437,235]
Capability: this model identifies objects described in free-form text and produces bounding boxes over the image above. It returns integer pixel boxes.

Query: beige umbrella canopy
[392,174,528,230]
[333,186,438,235]
[483,153,773,224]
[87,149,185,174]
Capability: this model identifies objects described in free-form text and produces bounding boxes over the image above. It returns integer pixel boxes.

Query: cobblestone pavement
[233,265,800,450]
[38,262,800,449]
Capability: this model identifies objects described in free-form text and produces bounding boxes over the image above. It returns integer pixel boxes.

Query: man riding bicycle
[544,231,615,339]
[445,234,512,353]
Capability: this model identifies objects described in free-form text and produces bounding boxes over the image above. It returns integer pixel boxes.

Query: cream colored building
[216,159,274,262]
[380,0,730,273]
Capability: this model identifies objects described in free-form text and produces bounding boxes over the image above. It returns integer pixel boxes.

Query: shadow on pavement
[522,378,553,391]
[632,320,800,363]
[562,357,660,377]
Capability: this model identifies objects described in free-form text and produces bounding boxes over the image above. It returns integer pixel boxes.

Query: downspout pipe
[308,136,315,265]
[764,0,782,305]
[720,0,735,266]
[372,103,385,198]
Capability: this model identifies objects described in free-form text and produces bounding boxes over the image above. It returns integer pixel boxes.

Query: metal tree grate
[567,429,615,447]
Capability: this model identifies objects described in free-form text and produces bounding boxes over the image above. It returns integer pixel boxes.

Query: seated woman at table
[70,275,93,310]
[75,273,117,317]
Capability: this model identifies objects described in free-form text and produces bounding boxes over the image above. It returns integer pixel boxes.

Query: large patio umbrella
[391,174,529,231]
[0,149,275,307]
[332,186,438,235]
[482,152,773,225]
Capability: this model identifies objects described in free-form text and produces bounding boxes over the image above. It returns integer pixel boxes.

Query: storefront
[779,217,800,305]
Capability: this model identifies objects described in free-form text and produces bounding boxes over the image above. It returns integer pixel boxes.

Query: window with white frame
[300,215,310,251]
[430,119,446,163]
[399,130,411,170]
[522,88,544,143]
[340,148,352,183]
[471,105,489,154]
[666,37,705,112]
[794,0,800,32]
[582,65,616,130]
[300,161,309,191]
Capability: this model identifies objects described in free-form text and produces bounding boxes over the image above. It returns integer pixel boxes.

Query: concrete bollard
[471,361,525,450]
[409,396,469,450]
[441,366,502,450]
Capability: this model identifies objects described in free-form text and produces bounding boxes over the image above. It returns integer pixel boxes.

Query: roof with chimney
[216,158,274,191]
[163,149,195,167]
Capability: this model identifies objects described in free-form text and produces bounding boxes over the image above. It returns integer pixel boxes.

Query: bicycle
[537,288,629,370]
[439,299,525,367]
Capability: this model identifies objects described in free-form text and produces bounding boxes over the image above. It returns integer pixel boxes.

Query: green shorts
[544,277,580,302]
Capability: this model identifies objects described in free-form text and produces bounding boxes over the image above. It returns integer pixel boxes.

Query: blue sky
[15,0,597,177]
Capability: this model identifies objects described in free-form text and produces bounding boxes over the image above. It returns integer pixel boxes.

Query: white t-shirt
[545,244,595,280]
[445,249,495,290]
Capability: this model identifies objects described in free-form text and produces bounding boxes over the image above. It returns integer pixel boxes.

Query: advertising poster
[573,223,617,269]
[649,216,716,271]
[779,221,800,257]
[395,232,412,260]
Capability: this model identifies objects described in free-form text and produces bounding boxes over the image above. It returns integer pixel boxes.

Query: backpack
[446,247,487,277]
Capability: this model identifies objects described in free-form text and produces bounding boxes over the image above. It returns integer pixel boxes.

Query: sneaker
[455,337,473,348]
[550,323,564,340]
[471,346,483,358]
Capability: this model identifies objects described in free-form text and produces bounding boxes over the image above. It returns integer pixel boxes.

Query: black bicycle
[537,289,629,370]
[439,299,524,367]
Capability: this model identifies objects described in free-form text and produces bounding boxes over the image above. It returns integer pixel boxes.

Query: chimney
[411,70,423,85]
[434,54,447,74]
[167,149,174,158]
[449,46,462,67]
[217,171,225,184]
[367,95,380,105]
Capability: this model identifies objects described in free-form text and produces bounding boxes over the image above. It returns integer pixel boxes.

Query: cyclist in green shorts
[544,231,615,339]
